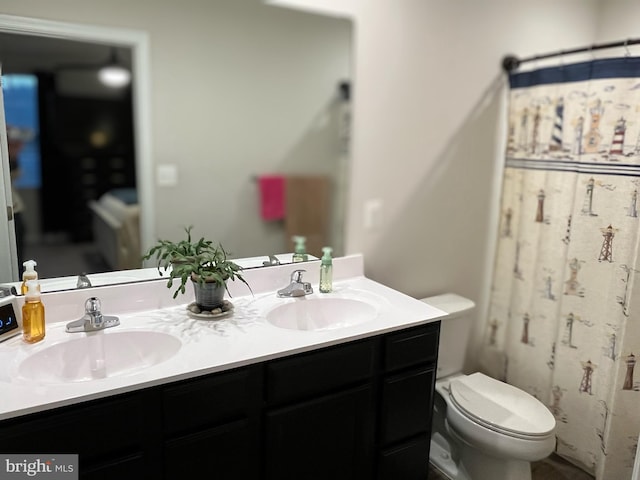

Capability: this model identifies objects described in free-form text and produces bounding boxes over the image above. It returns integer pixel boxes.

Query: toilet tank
[421,293,476,379]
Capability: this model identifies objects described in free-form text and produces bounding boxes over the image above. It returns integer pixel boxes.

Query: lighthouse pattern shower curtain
[486,58,640,479]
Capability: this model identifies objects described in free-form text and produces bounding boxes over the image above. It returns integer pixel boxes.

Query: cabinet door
[0,389,160,475]
[162,366,262,479]
[80,453,145,480]
[378,436,430,480]
[266,385,374,480]
[381,367,435,445]
[164,419,259,479]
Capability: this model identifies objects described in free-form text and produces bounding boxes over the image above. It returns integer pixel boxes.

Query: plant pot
[192,279,226,310]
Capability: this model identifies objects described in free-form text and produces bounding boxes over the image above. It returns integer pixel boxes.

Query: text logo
[0,455,77,479]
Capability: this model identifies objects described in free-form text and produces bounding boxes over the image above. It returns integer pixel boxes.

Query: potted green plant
[142,226,251,311]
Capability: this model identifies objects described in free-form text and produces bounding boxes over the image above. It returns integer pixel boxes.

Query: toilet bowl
[422,294,556,480]
[433,373,556,480]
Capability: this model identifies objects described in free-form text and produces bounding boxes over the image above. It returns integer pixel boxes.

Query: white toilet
[422,294,556,480]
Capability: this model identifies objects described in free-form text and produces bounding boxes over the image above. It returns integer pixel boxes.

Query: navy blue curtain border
[509,57,640,89]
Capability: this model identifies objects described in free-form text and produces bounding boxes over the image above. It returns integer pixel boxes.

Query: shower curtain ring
[624,39,631,57]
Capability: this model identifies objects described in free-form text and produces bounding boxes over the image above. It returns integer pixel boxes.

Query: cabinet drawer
[266,339,375,406]
[384,322,439,372]
[163,365,261,436]
[381,367,435,445]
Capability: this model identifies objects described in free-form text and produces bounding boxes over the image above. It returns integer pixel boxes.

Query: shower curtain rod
[502,38,640,72]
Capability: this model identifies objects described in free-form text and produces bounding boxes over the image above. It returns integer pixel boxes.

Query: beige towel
[285,175,331,258]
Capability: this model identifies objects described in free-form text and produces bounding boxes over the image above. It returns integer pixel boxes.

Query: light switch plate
[364,199,383,231]
[157,164,178,187]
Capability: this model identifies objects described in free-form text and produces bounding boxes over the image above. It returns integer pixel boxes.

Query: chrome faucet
[263,255,281,266]
[77,272,92,289]
[277,269,313,297]
[66,297,120,333]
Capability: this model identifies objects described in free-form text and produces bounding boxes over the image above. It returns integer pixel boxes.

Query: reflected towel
[258,175,286,220]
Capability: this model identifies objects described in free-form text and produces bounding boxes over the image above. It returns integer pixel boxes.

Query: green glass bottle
[319,247,333,293]
[292,236,308,263]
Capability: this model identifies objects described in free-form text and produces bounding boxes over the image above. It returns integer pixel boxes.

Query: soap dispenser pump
[319,246,333,293]
[21,260,38,295]
[292,236,308,263]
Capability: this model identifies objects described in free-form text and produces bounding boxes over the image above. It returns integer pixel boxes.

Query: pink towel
[258,175,286,220]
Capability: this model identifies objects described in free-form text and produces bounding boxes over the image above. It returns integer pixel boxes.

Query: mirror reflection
[0,3,352,292]
[2,37,136,281]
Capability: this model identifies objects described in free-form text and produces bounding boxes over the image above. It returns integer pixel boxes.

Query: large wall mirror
[0,14,153,287]
[0,3,352,291]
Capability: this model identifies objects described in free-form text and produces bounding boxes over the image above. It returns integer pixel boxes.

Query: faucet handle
[291,269,306,283]
[85,297,102,314]
[66,296,119,333]
[85,297,104,328]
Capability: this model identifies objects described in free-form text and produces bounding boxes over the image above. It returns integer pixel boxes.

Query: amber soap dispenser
[22,279,45,343]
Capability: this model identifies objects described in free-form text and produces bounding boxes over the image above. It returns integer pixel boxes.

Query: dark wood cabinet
[378,322,440,480]
[0,387,163,479]
[164,418,260,479]
[381,367,435,445]
[162,366,262,436]
[81,454,147,480]
[0,321,440,479]
[266,385,375,480]
[265,338,376,406]
[161,366,262,479]
[378,436,431,480]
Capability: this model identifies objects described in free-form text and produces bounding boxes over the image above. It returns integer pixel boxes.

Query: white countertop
[0,255,446,421]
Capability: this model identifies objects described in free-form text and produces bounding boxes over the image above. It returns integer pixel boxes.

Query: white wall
[595,1,640,45]
[0,0,351,260]
[345,0,600,372]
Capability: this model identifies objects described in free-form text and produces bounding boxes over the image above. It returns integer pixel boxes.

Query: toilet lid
[449,373,555,437]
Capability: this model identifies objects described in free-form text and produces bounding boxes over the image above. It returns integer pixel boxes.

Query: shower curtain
[485,57,640,479]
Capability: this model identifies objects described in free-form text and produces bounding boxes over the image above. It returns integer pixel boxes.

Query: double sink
[7,287,384,385]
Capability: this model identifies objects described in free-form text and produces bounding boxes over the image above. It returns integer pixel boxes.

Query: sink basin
[266,297,378,331]
[17,330,181,384]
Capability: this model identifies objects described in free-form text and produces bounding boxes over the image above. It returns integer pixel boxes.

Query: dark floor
[23,241,109,278]
[429,453,594,480]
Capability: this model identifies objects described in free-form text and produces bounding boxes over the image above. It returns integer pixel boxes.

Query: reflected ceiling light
[98,48,131,88]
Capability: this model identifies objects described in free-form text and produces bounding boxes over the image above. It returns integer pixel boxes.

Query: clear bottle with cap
[22,279,45,343]
[319,246,333,293]
[292,236,308,263]
[20,259,38,295]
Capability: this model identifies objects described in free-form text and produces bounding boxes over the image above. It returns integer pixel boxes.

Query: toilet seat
[449,373,555,439]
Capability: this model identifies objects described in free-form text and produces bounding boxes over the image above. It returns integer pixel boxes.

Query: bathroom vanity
[0,255,445,479]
